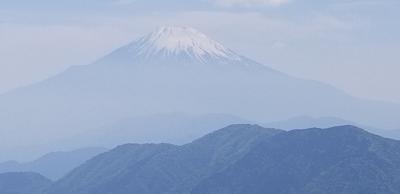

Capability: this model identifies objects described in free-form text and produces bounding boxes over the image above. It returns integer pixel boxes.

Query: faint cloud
[213,0,290,7]
[272,41,286,49]
[332,0,399,7]
[112,0,137,5]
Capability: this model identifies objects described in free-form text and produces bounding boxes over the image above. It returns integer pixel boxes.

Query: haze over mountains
[3,124,400,194]
[70,113,249,148]
[0,172,52,194]
[0,147,106,180]
[1,26,400,161]
[192,125,400,194]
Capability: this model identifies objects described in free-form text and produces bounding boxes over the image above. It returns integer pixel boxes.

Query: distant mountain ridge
[69,113,250,148]
[2,124,400,193]
[0,147,106,180]
[43,124,400,194]
[0,172,52,194]
[47,124,280,194]
[262,116,400,140]
[1,26,400,161]
[262,116,356,130]
[193,125,400,194]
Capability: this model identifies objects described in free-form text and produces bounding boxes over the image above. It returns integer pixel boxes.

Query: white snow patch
[132,26,242,62]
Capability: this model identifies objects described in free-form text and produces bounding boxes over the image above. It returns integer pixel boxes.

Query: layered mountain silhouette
[1,26,400,161]
[0,147,106,180]
[68,113,249,148]
[30,124,400,194]
[47,124,279,194]
[262,116,400,140]
[0,172,52,194]
[193,126,400,194]
[262,116,356,130]
[2,125,400,193]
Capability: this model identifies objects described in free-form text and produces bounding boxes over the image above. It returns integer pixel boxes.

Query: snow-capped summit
[131,26,242,63]
[97,26,261,67]
[97,26,267,69]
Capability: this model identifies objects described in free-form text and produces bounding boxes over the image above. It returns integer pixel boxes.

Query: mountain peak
[128,26,242,63]
[98,26,270,69]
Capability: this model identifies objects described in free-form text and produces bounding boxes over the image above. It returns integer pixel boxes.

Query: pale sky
[0,0,399,103]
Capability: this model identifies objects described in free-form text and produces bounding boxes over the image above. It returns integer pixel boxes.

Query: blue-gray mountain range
[1,26,400,161]
[3,124,400,194]
[0,147,106,180]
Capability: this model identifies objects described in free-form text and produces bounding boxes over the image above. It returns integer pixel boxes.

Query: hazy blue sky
[1,0,399,103]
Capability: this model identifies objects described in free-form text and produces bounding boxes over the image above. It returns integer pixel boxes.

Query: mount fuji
[1,26,400,160]
[98,26,265,68]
